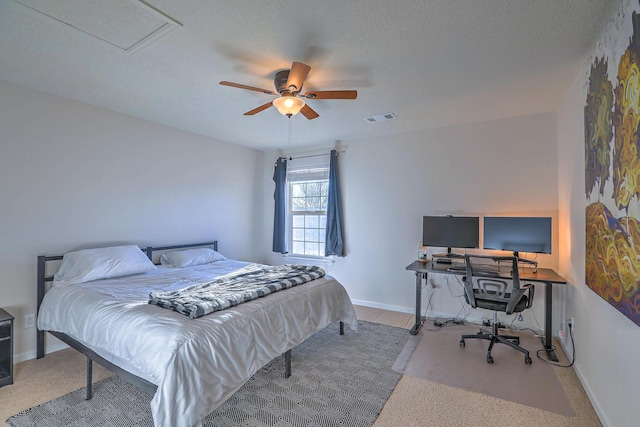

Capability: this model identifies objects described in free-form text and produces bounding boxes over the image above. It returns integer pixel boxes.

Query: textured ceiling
[0,0,616,151]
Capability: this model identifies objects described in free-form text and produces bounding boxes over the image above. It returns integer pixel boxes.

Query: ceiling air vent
[364,113,397,123]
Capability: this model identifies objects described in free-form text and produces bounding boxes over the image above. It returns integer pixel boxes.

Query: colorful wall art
[585,1,640,327]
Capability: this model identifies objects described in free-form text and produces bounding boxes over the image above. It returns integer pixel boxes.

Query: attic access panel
[12,0,181,53]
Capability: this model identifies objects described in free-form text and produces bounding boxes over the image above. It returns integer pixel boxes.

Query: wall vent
[364,113,397,123]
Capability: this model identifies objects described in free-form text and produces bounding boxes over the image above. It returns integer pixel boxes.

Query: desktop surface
[406,260,567,284]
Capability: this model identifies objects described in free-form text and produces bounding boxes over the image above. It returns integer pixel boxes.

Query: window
[287,166,329,257]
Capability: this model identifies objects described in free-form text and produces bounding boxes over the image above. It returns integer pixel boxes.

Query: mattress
[37,260,358,427]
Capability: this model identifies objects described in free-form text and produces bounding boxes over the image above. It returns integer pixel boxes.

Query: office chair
[459,254,534,364]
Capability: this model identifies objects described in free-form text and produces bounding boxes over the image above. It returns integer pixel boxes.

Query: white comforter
[37,260,358,427]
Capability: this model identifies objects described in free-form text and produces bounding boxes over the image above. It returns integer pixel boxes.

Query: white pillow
[160,248,226,268]
[53,245,156,287]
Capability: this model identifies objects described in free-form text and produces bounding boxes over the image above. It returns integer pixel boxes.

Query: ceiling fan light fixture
[220,61,356,120]
[273,96,305,117]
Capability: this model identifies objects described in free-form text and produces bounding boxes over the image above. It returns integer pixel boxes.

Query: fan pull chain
[288,118,293,160]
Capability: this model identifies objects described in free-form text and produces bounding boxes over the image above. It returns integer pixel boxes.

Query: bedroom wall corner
[0,79,263,361]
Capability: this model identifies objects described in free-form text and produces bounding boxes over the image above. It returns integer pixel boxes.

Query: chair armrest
[461,276,478,308]
[521,282,535,309]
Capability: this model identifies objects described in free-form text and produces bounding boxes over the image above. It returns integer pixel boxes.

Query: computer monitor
[483,217,552,256]
[422,216,479,258]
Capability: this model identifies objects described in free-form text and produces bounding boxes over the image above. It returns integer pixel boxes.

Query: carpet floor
[393,324,574,417]
[7,321,408,427]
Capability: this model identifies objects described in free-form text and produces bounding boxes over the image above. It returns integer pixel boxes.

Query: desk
[406,260,567,362]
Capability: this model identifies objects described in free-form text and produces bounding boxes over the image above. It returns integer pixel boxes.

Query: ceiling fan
[220,62,357,120]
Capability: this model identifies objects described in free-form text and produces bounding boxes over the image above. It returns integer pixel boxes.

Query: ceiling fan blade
[303,90,358,99]
[286,62,311,92]
[220,81,278,95]
[244,102,273,115]
[300,104,319,120]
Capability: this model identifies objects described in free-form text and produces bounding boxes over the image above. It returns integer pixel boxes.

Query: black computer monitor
[483,216,552,255]
[422,216,479,257]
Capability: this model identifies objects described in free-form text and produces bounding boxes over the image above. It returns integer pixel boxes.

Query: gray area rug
[393,324,575,417]
[7,321,408,427]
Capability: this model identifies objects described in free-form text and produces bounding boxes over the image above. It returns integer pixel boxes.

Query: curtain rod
[282,149,346,161]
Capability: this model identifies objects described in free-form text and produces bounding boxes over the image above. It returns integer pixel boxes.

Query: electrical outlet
[517,313,524,322]
[429,278,438,288]
[569,317,574,332]
[24,313,35,328]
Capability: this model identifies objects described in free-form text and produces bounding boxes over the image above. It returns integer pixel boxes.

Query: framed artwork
[585,3,640,327]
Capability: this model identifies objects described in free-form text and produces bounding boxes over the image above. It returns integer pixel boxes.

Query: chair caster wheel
[459,340,465,347]
[486,355,494,364]
[525,356,532,364]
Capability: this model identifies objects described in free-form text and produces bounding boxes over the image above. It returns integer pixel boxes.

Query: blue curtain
[325,150,345,256]
[272,157,288,254]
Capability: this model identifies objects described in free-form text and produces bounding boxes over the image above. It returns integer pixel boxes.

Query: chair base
[459,316,532,365]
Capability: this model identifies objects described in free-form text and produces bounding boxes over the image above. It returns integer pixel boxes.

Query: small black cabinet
[0,308,14,387]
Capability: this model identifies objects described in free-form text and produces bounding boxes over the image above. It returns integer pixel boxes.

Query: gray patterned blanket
[148,264,325,319]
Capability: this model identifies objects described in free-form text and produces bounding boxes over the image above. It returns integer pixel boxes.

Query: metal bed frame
[36,240,344,401]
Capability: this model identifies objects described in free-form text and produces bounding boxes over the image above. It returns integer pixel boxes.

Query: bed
[36,241,358,427]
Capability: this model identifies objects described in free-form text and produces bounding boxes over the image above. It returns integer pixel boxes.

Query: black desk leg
[544,282,559,362]
[410,272,424,335]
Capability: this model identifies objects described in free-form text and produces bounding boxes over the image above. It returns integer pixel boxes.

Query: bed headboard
[144,241,218,263]
[36,240,217,358]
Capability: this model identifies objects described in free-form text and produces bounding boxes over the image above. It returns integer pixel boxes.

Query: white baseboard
[351,298,467,321]
[350,298,414,315]
[351,299,543,331]
[14,341,69,364]
[558,336,608,427]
